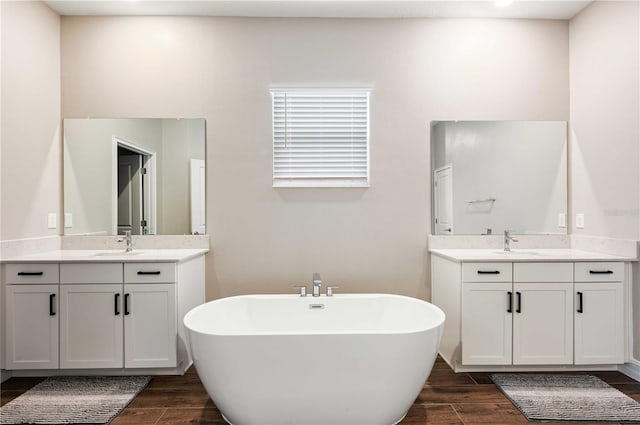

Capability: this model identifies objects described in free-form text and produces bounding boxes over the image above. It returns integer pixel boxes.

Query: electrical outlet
[64,213,73,228]
[47,213,57,229]
[576,213,585,229]
[558,213,566,228]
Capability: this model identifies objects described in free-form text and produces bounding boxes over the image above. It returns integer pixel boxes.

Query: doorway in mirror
[115,138,156,236]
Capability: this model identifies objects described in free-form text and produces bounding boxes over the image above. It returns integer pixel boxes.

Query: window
[271,88,370,187]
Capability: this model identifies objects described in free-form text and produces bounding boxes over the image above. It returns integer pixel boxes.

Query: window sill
[273,180,370,188]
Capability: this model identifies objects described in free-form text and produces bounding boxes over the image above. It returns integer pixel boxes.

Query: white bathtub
[183,294,445,425]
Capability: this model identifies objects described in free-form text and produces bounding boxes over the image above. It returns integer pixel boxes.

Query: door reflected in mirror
[64,118,206,236]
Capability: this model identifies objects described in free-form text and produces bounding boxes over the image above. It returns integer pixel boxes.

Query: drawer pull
[124,293,130,316]
[577,291,584,313]
[17,271,44,276]
[477,270,500,275]
[589,270,613,274]
[137,271,161,275]
[114,293,121,316]
[507,291,513,313]
[49,294,56,316]
[516,292,522,313]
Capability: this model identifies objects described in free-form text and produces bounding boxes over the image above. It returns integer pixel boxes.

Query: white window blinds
[271,88,370,187]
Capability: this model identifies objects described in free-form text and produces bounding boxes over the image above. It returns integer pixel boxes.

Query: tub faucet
[124,230,132,252]
[312,273,322,297]
[503,230,518,251]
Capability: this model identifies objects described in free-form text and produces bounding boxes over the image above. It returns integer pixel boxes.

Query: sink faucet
[504,230,518,251]
[312,273,322,297]
[124,230,133,252]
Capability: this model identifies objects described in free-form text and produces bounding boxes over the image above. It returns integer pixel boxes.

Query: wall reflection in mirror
[64,118,206,236]
[431,121,567,236]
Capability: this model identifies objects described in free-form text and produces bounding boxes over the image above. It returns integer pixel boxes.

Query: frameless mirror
[64,118,206,236]
[431,121,567,235]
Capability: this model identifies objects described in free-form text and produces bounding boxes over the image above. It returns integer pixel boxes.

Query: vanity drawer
[513,263,573,283]
[60,263,123,284]
[463,263,512,282]
[575,262,624,282]
[124,263,176,283]
[5,263,59,284]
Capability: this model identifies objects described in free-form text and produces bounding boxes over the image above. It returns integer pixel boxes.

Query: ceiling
[44,1,592,20]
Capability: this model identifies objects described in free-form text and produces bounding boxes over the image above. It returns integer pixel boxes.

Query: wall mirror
[431,121,567,235]
[64,118,206,236]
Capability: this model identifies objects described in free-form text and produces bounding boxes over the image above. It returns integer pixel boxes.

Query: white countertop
[0,249,209,263]
[429,248,636,262]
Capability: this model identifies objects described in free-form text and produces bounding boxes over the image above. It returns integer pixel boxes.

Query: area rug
[0,376,151,425]
[491,373,640,422]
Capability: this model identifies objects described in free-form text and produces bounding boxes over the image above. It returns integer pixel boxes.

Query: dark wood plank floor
[2,357,640,424]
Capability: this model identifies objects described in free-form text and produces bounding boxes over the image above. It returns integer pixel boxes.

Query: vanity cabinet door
[512,282,573,365]
[5,285,59,369]
[461,282,512,365]
[574,281,624,365]
[124,283,177,368]
[60,284,124,369]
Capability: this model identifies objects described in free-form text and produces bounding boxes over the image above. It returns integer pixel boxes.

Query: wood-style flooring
[2,357,640,424]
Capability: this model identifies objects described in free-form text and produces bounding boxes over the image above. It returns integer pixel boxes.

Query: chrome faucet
[124,230,133,252]
[312,273,322,297]
[504,230,518,251]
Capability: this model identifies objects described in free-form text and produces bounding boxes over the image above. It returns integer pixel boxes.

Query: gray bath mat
[491,373,640,422]
[0,375,150,424]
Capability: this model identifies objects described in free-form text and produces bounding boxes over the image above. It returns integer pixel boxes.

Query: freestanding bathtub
[183,293,445,425]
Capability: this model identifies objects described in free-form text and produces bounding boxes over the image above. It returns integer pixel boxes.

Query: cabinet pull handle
[477,270,500,275]
[137,271,161,275]
[516,292,522,313]
[18,271,43,276]
[589,270,613,274]
[507,291,513,313]
[114,293,121,315]
[49,294,56,316]
[577,292,584,313]
[124,293,130,316]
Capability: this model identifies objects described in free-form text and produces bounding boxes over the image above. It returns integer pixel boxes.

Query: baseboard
[618,359,640,382]
[1,369,13,383]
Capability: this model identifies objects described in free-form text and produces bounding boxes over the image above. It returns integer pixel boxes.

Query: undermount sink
[93,251,143,257]
[490,249,572,257]
[491,250,542,255]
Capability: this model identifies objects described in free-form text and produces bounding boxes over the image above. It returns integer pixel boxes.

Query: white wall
[569,1,640,239]
[1,1,60,241]
[61,16,569,300]
[569,1,640,360]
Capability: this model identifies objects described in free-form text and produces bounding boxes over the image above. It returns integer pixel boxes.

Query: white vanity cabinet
[432,251,629,372]
[5,264,60,369]
[60,263,178,369]
[123,263,177,368]
[60,263,124,369]
[461,262,573,366]
[574,262,624,365]
[3,250,206,375]
[512,263,574,365]
[461,263,513,365]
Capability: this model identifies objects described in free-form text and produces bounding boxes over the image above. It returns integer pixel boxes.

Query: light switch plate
[47,213,57,229]
[576,213,585,229]
[64,213,73,228]
[558,213,566,228]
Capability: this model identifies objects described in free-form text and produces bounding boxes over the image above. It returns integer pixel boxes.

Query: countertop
[429,248,636,262]
[0,249,209,263]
